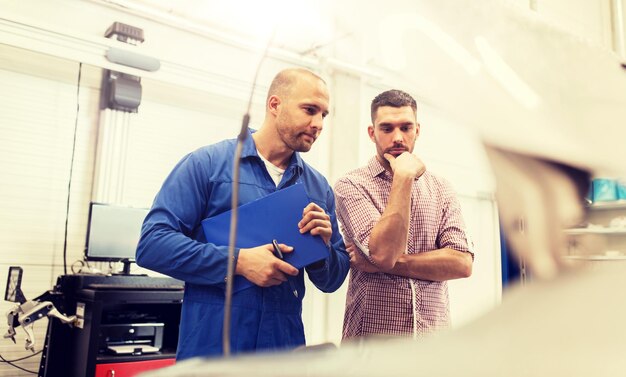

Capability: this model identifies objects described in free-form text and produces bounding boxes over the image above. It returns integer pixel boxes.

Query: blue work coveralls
[136,132,350,360]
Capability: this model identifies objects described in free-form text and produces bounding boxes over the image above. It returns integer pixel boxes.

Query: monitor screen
[85,203,149,261]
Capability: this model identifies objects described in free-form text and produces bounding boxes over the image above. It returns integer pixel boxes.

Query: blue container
[617,180,626,200]
[592,178,617,202]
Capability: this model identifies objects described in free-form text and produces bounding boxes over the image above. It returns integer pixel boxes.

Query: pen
[272,239,284,259]
[272,239,298,298]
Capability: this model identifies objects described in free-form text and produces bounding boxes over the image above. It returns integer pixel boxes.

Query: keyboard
[86,283,184,291]
[57,274,184,292]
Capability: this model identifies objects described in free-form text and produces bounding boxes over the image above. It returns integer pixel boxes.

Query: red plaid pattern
[335,157,472,340]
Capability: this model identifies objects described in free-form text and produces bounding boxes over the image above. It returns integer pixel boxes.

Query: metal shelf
[563,255,626,261]
[588,200,626,210]
[564,228,626,235]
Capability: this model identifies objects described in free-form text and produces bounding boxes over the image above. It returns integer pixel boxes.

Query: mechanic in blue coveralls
[136,68,350,360]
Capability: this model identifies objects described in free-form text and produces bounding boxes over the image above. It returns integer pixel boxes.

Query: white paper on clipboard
[107,345,159,355]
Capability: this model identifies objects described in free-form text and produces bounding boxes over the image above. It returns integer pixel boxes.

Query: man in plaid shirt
[335,89,475,340]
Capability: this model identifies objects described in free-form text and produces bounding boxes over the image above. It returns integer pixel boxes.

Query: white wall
[533,0,614,49]
[0,51,101,376]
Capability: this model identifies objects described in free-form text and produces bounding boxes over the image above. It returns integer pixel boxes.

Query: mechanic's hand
[235,243,298,287]
[299,202,332,246]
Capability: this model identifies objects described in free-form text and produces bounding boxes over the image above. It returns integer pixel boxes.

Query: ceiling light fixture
[475,35,540,109]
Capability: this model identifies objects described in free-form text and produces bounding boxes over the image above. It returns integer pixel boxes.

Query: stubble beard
[276,118,315,153]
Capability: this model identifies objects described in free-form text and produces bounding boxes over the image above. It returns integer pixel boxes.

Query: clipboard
[201,183,329,292]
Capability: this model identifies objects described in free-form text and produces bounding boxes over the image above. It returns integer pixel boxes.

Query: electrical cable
[0,350,41,374]
[222,32,275,357]
[71,259,86,274]
[62,62,83,275]
[0,350,42,362]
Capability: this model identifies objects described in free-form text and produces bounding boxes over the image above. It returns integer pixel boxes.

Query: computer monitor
[4,266,26,303]
[85,202,149,274]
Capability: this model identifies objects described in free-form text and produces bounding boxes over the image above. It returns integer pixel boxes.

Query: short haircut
[266,68,326,102]
[370,89,417,123]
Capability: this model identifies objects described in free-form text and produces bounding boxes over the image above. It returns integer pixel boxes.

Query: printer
[98,322,164,355]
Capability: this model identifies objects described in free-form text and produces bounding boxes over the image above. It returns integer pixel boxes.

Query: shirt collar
[241,129,304,173]
[241,129,259,158]
[367,156,389,179]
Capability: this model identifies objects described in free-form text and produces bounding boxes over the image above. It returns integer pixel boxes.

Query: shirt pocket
[305,191,330,215]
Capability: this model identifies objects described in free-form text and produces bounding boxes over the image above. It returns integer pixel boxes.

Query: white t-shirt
[257,150,285,187]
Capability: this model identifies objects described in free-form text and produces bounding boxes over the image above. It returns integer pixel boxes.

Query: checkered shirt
[335,157,472,340]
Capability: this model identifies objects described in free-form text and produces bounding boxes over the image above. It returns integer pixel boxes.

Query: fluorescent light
[475,36,541,109]
[378,13,482,75]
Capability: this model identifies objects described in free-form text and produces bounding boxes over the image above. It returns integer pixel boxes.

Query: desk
[39,274,183,377]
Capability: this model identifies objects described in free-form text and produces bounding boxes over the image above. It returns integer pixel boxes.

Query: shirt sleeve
[334,177,381,264]
[436,181,475,259]
[136,152,240,286]
[305,184,350,293]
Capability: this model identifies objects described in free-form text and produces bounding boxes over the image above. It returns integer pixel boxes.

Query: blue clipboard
[201,183,329,292]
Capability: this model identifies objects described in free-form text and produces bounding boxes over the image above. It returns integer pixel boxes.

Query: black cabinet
[39,275,183,377]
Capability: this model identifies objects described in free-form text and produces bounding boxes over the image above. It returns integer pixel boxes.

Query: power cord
[70,259,85,274]
[62,62,83,275]
[223,32,275,357]
[0,350,41,374]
